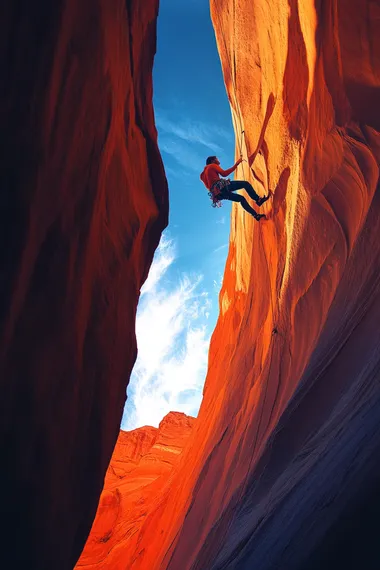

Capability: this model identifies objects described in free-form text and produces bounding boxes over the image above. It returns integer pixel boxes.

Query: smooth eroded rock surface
[76,412,194,569]
[0,1,167,569]
[110,1,379,569]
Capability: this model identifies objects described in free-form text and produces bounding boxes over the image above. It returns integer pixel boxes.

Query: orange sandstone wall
[76,413,194,569]
[124,1,380,569]
[0,1,167,569]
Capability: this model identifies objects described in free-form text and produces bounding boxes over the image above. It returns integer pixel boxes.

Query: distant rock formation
[76,413,194,568]
[0,1,167,569]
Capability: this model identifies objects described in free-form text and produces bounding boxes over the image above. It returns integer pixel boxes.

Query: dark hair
[206,156,217,165]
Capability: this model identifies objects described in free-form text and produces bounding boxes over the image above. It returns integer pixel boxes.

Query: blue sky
[122,0,235,430]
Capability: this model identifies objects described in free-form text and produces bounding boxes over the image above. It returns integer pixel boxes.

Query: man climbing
[200,156,270,220]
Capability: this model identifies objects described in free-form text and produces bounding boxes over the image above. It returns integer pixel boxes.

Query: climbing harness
[208,178,231,207]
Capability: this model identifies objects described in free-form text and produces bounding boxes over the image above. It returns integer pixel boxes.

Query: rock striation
[0,1,167,569]
[76,412,194,569]
[106,1,379,569]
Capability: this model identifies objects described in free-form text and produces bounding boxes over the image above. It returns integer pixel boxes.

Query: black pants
[218,180,260,217]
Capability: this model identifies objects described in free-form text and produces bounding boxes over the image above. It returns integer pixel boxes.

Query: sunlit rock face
[76,412,194,569]
[110,1,378,569]
[0,1,167,569]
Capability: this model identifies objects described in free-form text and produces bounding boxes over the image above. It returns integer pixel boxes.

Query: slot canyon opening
[121,1,235,431]
[3,0,380,568]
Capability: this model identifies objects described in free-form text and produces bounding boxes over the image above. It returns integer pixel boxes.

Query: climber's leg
[228,180,259,202]
[218,190,266,221]
[228,180,270,206]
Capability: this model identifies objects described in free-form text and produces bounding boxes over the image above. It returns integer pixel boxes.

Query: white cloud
[140,236,174,295]
[156,114,224,153]
[213,272,224,294]
[122,234,211,430]
[159,138,204,172]
[155,110,234,172]
[213,243,228,253]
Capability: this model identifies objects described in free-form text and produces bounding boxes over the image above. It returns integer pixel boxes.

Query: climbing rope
[238,129,246,181]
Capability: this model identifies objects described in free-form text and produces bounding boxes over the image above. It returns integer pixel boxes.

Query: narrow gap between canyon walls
[121,1,236,433]
[74,3,246,565]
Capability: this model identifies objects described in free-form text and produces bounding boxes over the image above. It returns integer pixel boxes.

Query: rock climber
[200,156,270,220]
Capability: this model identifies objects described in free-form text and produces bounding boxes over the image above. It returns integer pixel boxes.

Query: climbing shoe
[256,193,271,206]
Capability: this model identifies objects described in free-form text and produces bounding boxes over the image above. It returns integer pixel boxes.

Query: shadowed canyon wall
[78,0,379,568]
[0,1,167,569]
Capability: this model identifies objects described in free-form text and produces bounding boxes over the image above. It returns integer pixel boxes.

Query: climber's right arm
[214,158,242,177]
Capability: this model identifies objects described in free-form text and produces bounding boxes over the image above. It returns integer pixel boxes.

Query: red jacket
[200,163,237,190]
